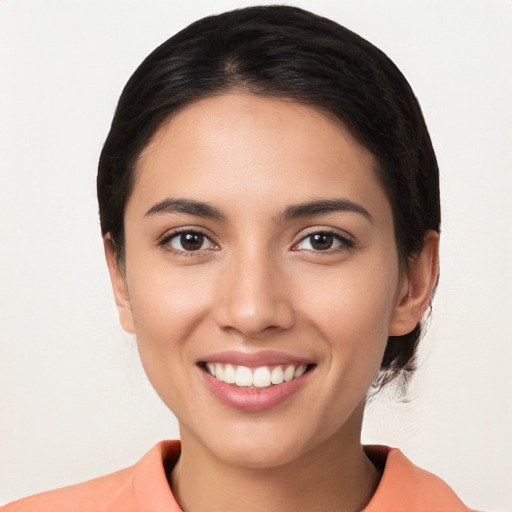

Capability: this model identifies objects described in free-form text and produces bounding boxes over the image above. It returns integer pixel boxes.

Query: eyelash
[158,228,354,257]
[292,229,354,254]
[158,229,218,257]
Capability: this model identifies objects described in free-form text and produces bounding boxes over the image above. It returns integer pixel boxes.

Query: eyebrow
[144,197,373,224]
[144,198,226,221]
[279,199,373,224]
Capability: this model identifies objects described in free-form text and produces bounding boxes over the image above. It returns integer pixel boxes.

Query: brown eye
[294,231,350,252]
[310,233,334,250]
[168,231,213,252]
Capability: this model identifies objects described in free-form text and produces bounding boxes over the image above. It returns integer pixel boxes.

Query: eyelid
[156,225,354,256]
[157,227,219,255]
[291,227,355,252]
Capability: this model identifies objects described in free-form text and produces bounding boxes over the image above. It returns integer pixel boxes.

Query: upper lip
[198,350,314,367]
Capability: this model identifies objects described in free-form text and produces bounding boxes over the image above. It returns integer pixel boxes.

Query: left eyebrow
[278,199,373,225]
[144,198,226,221]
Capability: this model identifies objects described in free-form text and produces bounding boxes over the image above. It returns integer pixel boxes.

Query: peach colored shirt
[2,441,471,511]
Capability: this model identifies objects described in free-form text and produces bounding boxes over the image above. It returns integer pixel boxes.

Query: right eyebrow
[144,198,226,221]
[278,198,374,225]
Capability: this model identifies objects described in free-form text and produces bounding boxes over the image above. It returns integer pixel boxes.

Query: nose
[213,248,295,339]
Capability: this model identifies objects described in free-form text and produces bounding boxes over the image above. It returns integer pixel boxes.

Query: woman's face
[109,93,413,468]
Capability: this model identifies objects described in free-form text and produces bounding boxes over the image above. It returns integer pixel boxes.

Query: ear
[389,230,440,336]
[104,238,136,334]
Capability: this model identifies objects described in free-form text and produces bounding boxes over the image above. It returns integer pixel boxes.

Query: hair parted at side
[97,5,440,393]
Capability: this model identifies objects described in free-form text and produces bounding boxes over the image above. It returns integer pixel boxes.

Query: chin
[216,439,309,470]
[194,419,324,470]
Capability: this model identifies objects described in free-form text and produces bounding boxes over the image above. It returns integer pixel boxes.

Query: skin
[105,93,439,512]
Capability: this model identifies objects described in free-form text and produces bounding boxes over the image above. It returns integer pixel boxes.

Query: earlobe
[103,238,136,334]
[389,230,440,336]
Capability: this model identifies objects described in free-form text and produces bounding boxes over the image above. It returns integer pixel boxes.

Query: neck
[170,403,380,512]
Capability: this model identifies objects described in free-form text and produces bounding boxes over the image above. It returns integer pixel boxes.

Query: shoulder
[2,466,134,512]
[364,445,473,512]
[1,441,182,512]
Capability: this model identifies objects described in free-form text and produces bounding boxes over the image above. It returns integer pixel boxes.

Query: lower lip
[201,368,312,412]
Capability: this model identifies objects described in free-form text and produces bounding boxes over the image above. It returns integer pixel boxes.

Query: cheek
[303,259,398,332]
[298,257,400,371]
[124,263,218,414]
[126,261,215,359]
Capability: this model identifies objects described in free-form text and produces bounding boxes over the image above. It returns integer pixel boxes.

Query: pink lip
[199,350,313,367]
[200,363,314,413]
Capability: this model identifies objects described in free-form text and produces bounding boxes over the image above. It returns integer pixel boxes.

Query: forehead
[130,93,390,222]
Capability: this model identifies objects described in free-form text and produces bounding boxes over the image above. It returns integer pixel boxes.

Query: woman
[3,5,472,511]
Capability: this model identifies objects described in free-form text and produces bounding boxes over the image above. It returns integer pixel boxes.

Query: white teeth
[294,364,307,378]
[253,366,271,388]
[283,365,295,382]
[223,364,236,384]
[207,363,309,388]
[206,363,216,377]
[235,366,253,387]
[271,366,284,385]
[215,363,224,381]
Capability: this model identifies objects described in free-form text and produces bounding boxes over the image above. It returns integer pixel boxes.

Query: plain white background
[1,0,511,509]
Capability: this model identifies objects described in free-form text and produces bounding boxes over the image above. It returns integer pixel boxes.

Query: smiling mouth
[201,362,315,389]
